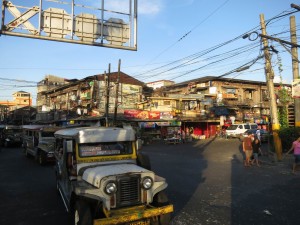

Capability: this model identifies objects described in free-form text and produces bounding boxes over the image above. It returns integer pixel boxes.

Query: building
[36,72,146,125]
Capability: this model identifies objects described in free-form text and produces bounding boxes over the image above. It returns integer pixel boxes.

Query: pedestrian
[287,137,300,174]
[243,132,253,167]
[251,135,261,167]
[256,127,261,142]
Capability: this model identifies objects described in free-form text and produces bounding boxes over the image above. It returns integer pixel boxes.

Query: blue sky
[0,0,298,103]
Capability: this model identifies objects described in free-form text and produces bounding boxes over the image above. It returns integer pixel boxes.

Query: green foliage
[278,127,300,152]
[277,82,292,128]
[278,107,289,128]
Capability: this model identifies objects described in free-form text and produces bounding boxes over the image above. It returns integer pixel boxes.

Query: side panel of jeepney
[55,138,75,205]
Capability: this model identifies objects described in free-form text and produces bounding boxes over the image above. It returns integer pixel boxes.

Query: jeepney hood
[82,164,152,188]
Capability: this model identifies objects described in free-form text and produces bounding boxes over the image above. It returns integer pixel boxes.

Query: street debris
[263,209,272,215]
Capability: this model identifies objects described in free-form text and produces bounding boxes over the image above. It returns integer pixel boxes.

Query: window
[226,88,236,94]
[164,101,170,105]
[245,90,254,99]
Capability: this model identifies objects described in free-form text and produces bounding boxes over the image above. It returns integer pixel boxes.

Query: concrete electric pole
[290,16,300,127]
[260,14,282,160]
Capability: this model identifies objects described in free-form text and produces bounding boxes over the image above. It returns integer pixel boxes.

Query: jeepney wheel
[38,151,45,166]
[4,141,9,148]
[73,200,93,225]
[151,191,171,225]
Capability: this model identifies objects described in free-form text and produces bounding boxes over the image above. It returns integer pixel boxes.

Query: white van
[225,123,258,138]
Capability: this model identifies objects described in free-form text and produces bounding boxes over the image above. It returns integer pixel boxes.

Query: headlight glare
[105,182,117,195]
[142,176,153,190]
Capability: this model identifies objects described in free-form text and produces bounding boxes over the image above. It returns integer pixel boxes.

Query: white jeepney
[54,126,173,225]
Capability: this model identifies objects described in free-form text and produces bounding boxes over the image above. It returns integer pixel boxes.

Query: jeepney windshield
[41,131,55,138]
[79,141,133,157]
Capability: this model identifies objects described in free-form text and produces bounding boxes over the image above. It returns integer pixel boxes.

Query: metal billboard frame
[0,0,137,50]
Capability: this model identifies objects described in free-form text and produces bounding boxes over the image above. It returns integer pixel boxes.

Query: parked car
[226,123,258,138]
[22,125,62,165]
[54,126,173,225]
[0,125,23,147]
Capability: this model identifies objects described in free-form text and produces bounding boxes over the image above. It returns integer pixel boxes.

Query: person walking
[251,135,261,167]
[287,137,300,174]
[243,132,253,167]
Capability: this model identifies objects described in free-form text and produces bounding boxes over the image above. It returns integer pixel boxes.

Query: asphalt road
[141,138,300,225]
[0,138,299,225]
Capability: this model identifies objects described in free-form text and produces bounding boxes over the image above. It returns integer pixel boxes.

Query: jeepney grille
[117,175,141,207]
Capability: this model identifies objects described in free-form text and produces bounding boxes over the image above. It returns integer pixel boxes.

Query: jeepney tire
[4,141,8,148]
[151,191,171,225]
[137,152,151,170]
[72,200,93,225]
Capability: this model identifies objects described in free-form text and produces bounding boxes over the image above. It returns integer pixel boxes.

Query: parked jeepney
[0,125,23,147]
[22,125,61,165]
[54,126,173,225]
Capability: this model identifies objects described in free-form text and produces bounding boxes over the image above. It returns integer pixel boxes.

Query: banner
[124,110,160,120]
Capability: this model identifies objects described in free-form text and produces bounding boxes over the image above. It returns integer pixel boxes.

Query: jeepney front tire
[151,191,172,225]
[72,200,93,225]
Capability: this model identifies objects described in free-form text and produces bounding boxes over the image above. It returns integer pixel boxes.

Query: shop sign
[156,122,170,126]
[124,110,161,120]
[138,122,156,128]
[149,111,160,119]
[124,109,149,119]
[170,121,181,126]
[160,112,173,119]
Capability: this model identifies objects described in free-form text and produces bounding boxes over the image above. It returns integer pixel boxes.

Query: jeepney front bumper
[94,204,174,225]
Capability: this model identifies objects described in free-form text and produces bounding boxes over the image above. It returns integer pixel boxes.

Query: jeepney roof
[22,125,46,130]
[54,127,136,143]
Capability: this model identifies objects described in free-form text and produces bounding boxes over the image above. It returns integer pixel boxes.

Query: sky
[0,0,299,104]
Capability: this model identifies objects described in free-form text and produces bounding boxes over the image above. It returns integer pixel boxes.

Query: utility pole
[260,14,282,160]
[105,64,111,127]
[114,59,121,126]
[290,16,300,127]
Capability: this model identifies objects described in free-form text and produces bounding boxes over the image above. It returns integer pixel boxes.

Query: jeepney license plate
[128,220,150,225]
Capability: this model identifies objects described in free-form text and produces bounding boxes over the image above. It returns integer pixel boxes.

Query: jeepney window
[79,142,133,157]
[41,131,55,137]
[55,139,64,160]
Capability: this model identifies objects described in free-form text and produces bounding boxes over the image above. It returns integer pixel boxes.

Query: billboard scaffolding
[0,0,137,50]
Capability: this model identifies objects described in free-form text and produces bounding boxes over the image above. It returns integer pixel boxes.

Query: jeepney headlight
[142,176,153,190]
[104,181,117,195]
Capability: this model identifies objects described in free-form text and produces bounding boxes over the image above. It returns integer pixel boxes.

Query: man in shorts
[243,132,253,167]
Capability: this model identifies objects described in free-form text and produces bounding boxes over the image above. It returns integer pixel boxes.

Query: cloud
[139,0,163,15]
[100,0,163,15]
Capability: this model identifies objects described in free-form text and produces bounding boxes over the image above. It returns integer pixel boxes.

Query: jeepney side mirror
[66,140,73,153]
[136,138,143,152]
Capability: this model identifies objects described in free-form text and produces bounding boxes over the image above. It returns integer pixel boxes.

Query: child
[251,135,261,167]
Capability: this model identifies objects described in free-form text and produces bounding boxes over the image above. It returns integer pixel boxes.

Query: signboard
[0,0,137,50]
[124,110,160,120]
[292,79,300,98]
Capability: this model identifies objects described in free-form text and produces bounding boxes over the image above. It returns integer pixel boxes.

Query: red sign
[124,110,161,120]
